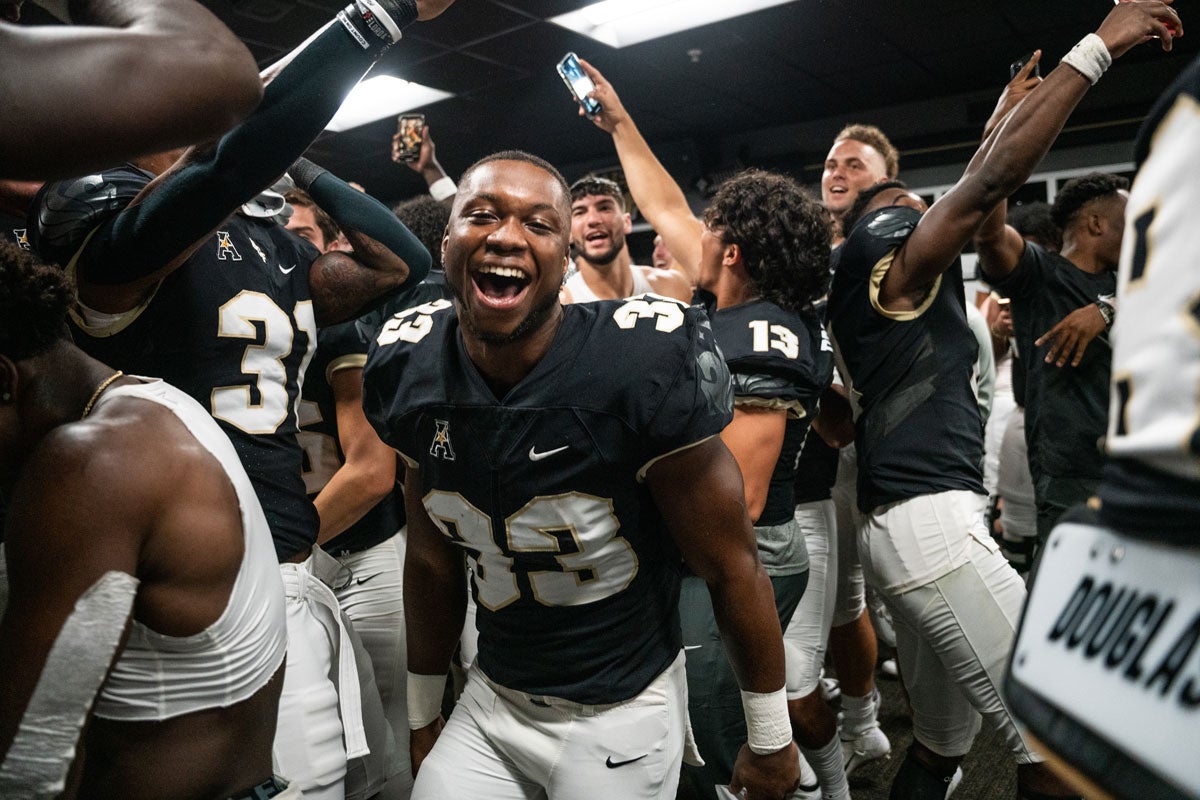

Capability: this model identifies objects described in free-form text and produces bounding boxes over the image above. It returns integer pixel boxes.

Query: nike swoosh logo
[355,573,382,586]
[605,754,648,769]
[528,445,568,461]
[279,264,296,274]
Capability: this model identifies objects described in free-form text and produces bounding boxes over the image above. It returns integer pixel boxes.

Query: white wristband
[740,687,792,755]
[428,176,457,202]
[1061,33,1113,85]
[407,671,447,729]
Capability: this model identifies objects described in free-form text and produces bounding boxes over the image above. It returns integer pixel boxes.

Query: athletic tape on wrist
[428,176,457,202]
[407,671,447,729]
[740,686,792,755]
[1061,33,1112,85]
[288,158,328,192]
[0,571,138,798]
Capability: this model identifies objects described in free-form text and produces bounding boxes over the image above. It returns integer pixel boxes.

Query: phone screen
[395,114,425,162]
[558,53,601,116]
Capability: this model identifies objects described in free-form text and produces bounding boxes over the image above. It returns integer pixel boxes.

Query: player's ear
[622,212,632,235]
[723,242,741,269]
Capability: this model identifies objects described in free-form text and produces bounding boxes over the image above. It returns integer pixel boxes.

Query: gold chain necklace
[81,371,124,419]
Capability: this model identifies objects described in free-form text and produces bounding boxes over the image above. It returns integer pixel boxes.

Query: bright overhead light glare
[325,75,453,133]
[550,0,795,48]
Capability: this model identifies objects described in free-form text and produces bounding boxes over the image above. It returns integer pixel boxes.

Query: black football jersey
[710,300,833,525]
[301,281,454,556]
[991,243,1114,482]
[44,169,323,561]
[363,295,733,704]
[2,212,29,250]
[827,206,985,513]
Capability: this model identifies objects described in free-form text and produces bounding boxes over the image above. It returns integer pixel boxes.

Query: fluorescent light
[550,0,795,48]
[325,75,453,133]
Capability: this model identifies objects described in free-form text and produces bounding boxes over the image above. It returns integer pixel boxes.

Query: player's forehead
[571,193,621,212]
[457,160,568,216]
[826,138,885,169]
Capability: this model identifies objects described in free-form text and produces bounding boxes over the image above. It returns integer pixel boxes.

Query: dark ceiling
[28,0,1200,204]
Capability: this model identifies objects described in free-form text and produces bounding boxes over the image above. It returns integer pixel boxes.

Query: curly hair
[835,124,900,179]
[841,180,909,237]
[1007,201,1062,251]
[703,169,831,313]
[0,241,75,361]
[393,195,450,271]
[1051,173,1129,232]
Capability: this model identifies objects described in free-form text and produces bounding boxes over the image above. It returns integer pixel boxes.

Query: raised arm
[577,58,704,284]
[0,0,262,180]
[647,436,799,800]
[288,160,430,325]
[71,0,452,313]
[973,54,1044,284]
[883,0,1181,308]
[396,125,457,206]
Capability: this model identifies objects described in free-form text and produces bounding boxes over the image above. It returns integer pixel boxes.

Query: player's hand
[989,304,1014,340]
[1097,0,1182,57]
[409,716,445,776]
[576,58,630,134]
[984,50,1042,138]
[1035,304,1107,368]
[415,0,455,21]
[728,742,800,800]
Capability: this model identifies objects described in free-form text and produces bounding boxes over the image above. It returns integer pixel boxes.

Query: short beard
[451,280,561,346]
[577,233,624,267]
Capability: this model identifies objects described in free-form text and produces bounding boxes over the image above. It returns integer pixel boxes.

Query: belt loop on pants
[280,558,370,759]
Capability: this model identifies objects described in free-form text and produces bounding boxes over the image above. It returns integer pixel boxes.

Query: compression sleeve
[294,160,431,285]
[78,20,392,285]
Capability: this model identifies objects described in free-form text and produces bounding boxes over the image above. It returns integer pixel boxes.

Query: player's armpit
[811,384,854,448]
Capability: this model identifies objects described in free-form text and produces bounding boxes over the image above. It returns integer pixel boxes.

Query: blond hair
[834,124,899,179]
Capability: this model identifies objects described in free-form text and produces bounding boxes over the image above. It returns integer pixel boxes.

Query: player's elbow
[350,460,396,505]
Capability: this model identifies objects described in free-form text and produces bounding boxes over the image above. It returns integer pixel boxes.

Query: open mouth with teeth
[473,264,532,308]
[584,231,611,249]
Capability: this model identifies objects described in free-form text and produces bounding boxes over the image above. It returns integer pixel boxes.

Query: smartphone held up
[394,114,425,162]
[557,52,601,117]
